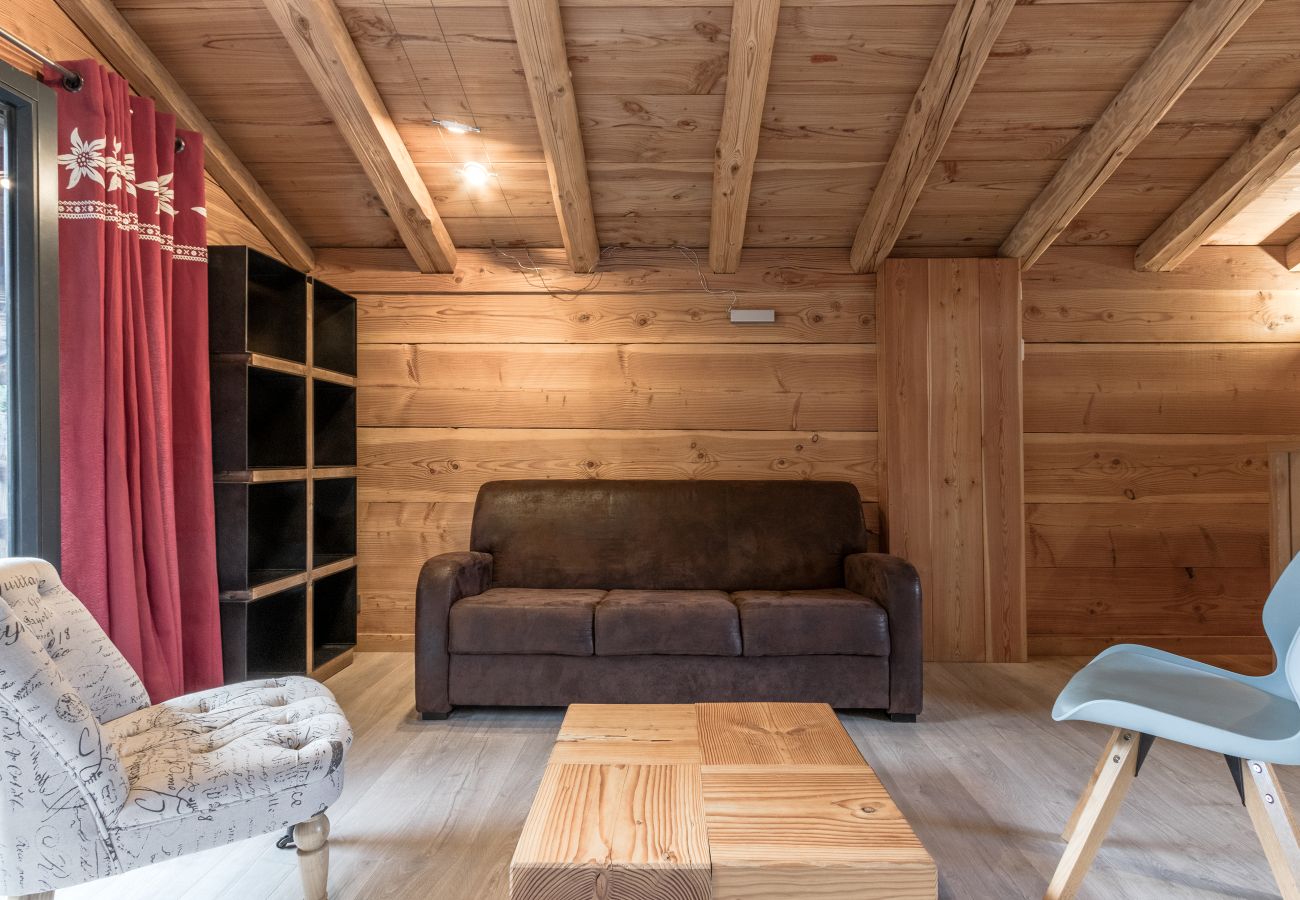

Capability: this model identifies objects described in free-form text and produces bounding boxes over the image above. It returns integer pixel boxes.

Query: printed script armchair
[0,558,352,900]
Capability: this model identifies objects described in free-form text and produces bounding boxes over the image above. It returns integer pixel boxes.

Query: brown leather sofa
[415,480,923,720]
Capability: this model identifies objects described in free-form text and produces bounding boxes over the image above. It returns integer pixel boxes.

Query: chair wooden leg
[1045,729,1142,900]
[293,813,331,900]
[1061,743,1110,841]
[1244,761,1300,900]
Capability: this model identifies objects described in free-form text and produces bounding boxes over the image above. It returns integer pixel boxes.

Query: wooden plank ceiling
[109,0,1300,268]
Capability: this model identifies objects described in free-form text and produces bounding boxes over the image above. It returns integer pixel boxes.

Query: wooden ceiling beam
[850,0,1016,275]
[1136,92,1300,272]
[264,0,456,274]
[999,0,1264,270]
[507,0,600,273]
[56,0,315,271]
[1287,234,1300,271]
[709,0,780,274]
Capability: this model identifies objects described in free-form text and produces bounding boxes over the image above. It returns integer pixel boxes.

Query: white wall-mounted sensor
[729,309,776,324]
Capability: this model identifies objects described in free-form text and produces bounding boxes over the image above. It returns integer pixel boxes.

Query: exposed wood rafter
[264,0,456,274]
[709,0,780,274]
[999,0,1265,270]
[1137,92,1300,272]
[1286,234,1300,272]
[850,0,1016,275]
[55,0,315,271]
[507,0,600,273]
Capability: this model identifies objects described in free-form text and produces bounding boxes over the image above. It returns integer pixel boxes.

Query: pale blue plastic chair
[1044,554,1300,899]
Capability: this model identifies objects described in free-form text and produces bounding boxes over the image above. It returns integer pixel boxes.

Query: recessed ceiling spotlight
[433,118,481,135]
[461,161,494,188]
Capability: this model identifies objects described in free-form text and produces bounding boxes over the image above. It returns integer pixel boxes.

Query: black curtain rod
[0,27,83,92]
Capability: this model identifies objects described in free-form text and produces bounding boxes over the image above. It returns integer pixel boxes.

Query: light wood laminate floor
[66,652,1292,900]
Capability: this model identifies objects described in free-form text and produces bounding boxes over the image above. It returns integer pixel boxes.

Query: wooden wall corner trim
[507,0,600,273]
[263,0,456,274]
[1286,235,1300,272]
[55,0,315,271]
[878,257,1025,662]
[850,0,1016,275]
[999,0,1265,270]
[709,0,780,274]
[1136,91,1300,272]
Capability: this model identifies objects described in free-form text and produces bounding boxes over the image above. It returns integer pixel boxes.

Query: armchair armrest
[845,552,922,717]
[415,551,493,718]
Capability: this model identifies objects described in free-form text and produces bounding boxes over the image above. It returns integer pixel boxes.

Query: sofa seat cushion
[595,590,741,657]
[450,588,606,656]
[732,589,890,657]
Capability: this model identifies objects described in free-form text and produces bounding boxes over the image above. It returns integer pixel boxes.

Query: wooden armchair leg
[1045,729,1142,900]
[1244,761,1300,900]
[293,813,331,900]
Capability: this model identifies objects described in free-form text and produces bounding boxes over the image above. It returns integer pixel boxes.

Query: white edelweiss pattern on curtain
[0,558,352,896]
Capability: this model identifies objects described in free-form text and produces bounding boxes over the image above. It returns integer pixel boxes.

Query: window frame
[0,60,60,563]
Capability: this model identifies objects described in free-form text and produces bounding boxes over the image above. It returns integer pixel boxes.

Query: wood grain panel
[356,292,873,344]
[358,428,879,503]
[1023,434,1274,504]
[979,259,1027,663]
[1028,633,1272,657]
[879,258,1025,661]
[696,703,864,767]
[1023,344,1300,434]
[318,247,871,295]
[510,763,711,900]
[357,344,876,431]
[1027,566,1270,636]
[1026,503,1270,568]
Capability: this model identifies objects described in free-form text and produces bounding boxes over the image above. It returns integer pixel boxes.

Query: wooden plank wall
[1023,245,1299,658]
[324,248,877,650]
[323,243,1300,656]
[1,0,279,257]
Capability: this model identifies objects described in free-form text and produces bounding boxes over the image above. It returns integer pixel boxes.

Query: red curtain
[47,59,222,701]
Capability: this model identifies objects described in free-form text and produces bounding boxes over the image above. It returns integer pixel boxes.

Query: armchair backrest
[0,558,148,721]
[0,579,132,857]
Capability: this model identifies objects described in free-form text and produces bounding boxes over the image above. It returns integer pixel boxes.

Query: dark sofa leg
[889,713,917,723]
[419,709,452,721]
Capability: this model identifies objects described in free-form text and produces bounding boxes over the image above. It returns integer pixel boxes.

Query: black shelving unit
[221,586,309,681]
[314,380,357,467]
[313,281,357,377]
[210,247,359,683]
[312,569,357,671]
[313,477,357,566]
[214,480,308,591]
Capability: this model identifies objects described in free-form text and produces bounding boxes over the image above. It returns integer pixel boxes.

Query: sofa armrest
[415,551,493,718]
[845,552,922,717]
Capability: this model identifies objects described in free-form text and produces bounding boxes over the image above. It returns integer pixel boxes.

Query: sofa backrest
[470,480,873,591]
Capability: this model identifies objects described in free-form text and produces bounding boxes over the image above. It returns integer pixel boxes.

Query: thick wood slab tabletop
[509,702,938,900]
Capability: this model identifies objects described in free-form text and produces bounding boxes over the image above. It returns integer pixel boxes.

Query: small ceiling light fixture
[433,118,481,135]
[461,161,494,188]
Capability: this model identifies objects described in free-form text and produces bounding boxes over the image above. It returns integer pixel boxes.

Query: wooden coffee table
[510,702,936,899]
